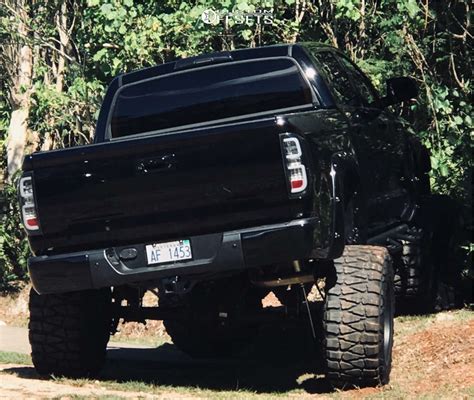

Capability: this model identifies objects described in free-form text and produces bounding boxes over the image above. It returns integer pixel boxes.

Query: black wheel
[393,227,434,314]
[323,245,394,388]
[162,282,262,358]
[393,228,424,297]
[394,195,464,313]
[29,288,112,377]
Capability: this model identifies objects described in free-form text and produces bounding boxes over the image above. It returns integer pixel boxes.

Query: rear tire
[162,282,262,358]
[29,288,111,377]
[323,245,394,388]
[164,314,250,358]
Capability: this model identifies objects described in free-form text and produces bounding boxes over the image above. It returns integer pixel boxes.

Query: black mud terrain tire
[162,282,262,358]
[323,245,394,388]
[164,314,249,358]
[394,195,463,313]
[393,228,425,298]
[29,288,111,377]
[392,227,434,315]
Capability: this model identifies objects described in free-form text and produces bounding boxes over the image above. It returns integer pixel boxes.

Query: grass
[0,351,32,365]
[110,334,169,347]
[0,350,308,399]
[51,396,129,400]
[52,376,303,399]
[394,308,474,337]
[44,381,474,400]
[0,309,473,399]
[396,308,474,324]
[0,343,471,400]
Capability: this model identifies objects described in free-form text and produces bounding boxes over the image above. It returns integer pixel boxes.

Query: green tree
[0,0,471,288]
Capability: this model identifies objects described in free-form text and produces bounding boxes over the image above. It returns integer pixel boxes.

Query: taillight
[281,135,308,196]
[19,175,40,232]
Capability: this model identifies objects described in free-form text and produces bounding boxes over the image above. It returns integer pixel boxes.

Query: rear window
[110,58,313,138]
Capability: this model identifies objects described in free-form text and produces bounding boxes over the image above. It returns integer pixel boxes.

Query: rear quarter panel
[282,109,357,258]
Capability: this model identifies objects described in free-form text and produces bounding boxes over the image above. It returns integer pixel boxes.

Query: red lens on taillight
[291,179,304,190]
[26,217,39,228]
[281,136,308,195]
[19,175,40,232]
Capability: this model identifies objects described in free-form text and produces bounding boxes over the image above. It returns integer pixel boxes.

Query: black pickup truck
[20,43,433,388]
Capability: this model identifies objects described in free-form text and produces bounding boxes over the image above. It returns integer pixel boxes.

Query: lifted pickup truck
[20,43,433,388]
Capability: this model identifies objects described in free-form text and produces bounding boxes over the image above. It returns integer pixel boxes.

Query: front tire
[323,245,394,388]
[395,195,463,313]
[29,288,111,377]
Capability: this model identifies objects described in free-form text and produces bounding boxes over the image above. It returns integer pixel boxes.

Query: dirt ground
[0,368,188,400]
[0,285,473,399]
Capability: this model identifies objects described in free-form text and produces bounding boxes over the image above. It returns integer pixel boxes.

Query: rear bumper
[29,218,318,294]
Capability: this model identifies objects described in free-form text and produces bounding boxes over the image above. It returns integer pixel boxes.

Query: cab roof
[117,42,332,87]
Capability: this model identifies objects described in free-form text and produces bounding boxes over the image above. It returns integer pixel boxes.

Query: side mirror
[382,77,418,107]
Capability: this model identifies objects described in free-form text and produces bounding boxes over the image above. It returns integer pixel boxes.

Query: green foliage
[0,182,29,289]
[30,77,104,148]
[0,351,32,365]
[0,0,471,288]
[423,85,473,200]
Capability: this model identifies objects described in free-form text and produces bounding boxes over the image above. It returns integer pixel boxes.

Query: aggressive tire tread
[29,288,111,377]
[323,245,394,388]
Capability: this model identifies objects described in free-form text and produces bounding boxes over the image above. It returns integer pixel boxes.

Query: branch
[450,53,465,90]
[102,43,120,49]
[448,9,473,39]
[297,0,307,24]
[403,30,440,138]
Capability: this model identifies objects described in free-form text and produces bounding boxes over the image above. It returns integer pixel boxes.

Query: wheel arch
[334,151,367,244]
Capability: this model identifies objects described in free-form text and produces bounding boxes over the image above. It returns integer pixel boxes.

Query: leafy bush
[0,182,29,290]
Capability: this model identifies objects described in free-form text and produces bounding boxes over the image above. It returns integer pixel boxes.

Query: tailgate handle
[136,154,176,174]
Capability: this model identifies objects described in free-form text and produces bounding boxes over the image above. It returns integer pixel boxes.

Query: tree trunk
[6,34,33,181]
[6,107,30,179]
[55,1,69,93]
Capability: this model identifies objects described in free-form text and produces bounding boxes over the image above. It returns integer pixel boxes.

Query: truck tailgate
[28,119,292,253]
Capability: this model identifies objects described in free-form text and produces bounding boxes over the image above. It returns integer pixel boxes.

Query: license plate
[146,239,192,265]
